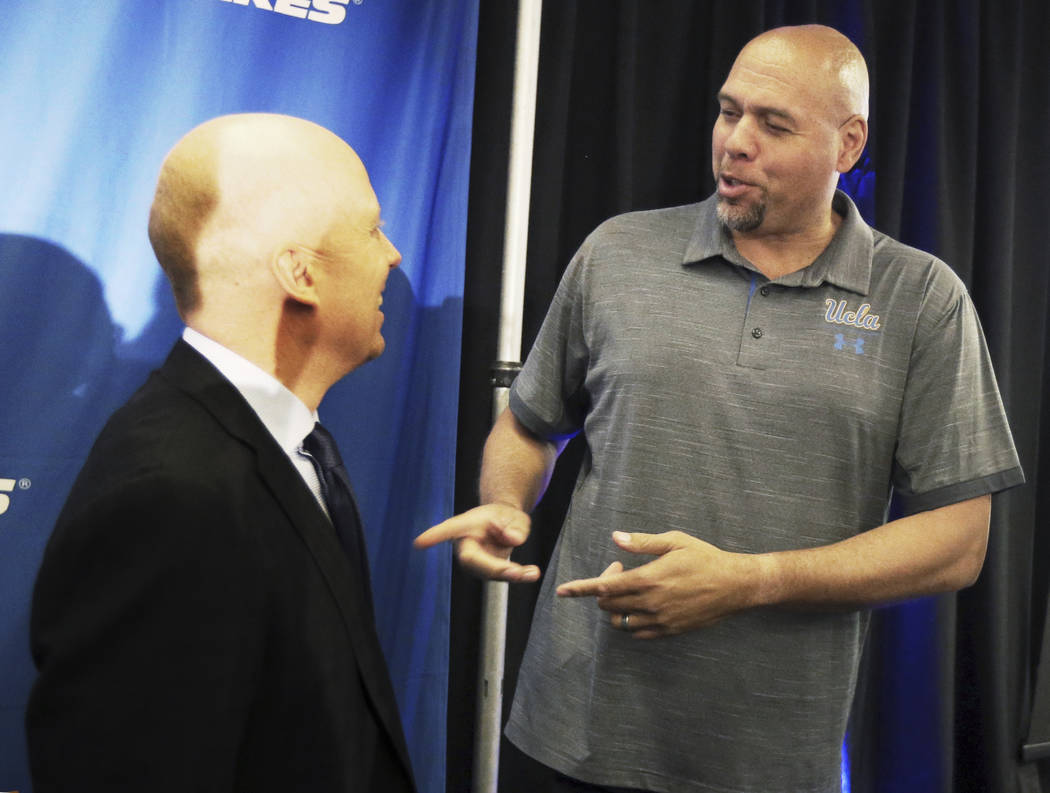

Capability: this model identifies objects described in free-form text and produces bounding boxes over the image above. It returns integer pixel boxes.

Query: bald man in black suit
[26,113,414,792]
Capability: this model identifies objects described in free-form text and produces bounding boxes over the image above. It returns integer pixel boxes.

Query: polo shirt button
[760,286,770,297]
[751,327,763,339]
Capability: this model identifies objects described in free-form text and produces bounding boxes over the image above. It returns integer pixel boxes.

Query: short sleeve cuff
[896,466,1026,515]
[508,385,575,441]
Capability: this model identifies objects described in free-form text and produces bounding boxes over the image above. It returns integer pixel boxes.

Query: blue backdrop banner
[0,2,477,791]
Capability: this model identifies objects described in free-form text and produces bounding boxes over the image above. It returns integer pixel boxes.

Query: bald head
[148,113,372,318]
[736,25,869,123]
[712,24,870,243]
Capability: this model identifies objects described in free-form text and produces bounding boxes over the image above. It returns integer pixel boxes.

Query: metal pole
[472,383,511,793]
[473,2,543,792]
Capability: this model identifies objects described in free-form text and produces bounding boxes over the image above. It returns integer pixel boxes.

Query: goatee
[717,197,765,232]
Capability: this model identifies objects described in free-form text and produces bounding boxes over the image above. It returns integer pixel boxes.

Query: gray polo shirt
[504,192,1023,793]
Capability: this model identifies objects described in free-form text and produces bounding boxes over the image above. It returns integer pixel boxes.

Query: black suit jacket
[26,340,416,792]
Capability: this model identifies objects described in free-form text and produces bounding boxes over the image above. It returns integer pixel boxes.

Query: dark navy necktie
[302,422,376,613]
[301,423,405,764]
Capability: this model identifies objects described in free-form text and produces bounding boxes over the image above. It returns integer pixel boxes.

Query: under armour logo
[834,334,865,355]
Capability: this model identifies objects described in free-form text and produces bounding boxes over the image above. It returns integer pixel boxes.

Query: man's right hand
[413,503,541,583]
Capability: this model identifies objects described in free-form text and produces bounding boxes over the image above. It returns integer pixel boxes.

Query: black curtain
[452,2,1050,791]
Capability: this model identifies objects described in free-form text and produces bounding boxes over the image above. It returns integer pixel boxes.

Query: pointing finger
[412,515,469,548]
[555,567,639,599]
[413,505,529,549]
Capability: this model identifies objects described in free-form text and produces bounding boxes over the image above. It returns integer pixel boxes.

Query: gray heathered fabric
[504,192,1024,793]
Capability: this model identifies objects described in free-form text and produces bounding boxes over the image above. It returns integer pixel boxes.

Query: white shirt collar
[181,327,318,454]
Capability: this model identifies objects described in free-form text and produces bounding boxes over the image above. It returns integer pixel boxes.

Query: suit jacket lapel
[155,340,415,777]
[252,449,414,773]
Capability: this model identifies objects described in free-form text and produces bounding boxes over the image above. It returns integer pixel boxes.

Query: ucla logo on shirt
[823,299,882,331]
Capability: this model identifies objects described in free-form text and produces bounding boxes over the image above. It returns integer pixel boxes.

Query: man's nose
[723,116,758,160]
[383,232,402,269]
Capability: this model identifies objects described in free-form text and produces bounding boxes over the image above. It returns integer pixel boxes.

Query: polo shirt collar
[683,189,874,295]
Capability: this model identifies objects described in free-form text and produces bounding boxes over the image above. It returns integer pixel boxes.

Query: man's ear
[271,246,320,307]
[836,115,869,173]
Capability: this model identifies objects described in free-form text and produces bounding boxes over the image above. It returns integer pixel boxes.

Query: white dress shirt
[182,327,327,513]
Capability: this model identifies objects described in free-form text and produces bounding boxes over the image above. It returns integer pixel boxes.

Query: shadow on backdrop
[0,234,189,792]
[0,234,119,793]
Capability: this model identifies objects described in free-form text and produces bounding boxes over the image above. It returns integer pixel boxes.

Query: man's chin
[716,198,765,233]
[366,337,386,362]
[341,335,385,374]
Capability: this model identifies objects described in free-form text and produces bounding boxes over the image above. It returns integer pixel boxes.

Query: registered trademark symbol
[353,0,362,5]
[18,478,31,490]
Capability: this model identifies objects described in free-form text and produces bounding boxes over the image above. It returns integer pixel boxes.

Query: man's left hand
[556,530,763,638]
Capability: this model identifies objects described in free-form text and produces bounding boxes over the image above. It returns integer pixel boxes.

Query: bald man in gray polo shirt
[417,24,1023,793]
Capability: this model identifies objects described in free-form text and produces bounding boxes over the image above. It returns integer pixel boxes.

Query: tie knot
[302,422,344,472]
